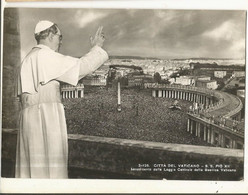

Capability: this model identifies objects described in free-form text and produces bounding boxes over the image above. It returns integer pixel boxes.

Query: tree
[154,72,162,83]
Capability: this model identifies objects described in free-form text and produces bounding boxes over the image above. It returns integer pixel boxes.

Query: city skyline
[18,8,246,60]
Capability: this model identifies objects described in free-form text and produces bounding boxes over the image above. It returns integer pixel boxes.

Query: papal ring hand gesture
[90,26,105,48]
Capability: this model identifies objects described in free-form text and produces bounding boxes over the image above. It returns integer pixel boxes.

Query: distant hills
[171,57,244,61]
[109,55,244,61]
[109,64,143,70]
[109,55,159,60]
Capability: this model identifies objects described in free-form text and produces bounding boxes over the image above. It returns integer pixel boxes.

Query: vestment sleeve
[19,46,108,94]
[57,46,108,83]
[77,46,109,80]
[40,46,108,85]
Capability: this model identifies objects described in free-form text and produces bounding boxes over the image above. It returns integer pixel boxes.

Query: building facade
[233,71,245,77]
[81,75,107,86]
[128,74,153,87]
[214,71,227,78]
[195,80,218,90]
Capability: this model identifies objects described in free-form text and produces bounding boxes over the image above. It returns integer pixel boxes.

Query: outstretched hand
[90,26,105,47]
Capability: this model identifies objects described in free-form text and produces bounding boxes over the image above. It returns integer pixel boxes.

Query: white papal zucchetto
[34,20,54,34]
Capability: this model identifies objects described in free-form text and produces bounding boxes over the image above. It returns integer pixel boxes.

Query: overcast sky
[18,8,246,59]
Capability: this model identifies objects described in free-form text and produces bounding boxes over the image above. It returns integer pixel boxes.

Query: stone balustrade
[1,129,244,180]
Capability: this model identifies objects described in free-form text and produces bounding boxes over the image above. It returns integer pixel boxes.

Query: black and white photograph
[1,3,247,193]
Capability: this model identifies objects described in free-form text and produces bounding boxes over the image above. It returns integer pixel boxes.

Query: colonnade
[152,89,214,107]
[61,89,84,99]
[61,84,84,99]
[151,88,244,149]
[231,112,242,121]
[187,118,244,149]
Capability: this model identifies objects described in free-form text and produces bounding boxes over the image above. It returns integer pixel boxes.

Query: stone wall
[2,129,243,180]
[2,8,21,129]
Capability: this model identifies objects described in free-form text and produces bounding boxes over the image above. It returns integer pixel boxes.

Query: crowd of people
[63,87,211,146]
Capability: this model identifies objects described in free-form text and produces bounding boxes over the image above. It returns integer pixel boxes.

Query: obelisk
[117,82,121,112]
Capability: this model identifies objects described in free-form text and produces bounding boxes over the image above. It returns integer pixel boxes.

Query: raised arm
[78,26,108,79]
[51,26,108,85]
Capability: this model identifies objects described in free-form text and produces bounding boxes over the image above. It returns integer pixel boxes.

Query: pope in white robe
[15,21,108,178]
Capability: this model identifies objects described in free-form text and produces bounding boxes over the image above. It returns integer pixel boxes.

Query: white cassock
[15,44,108,178]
